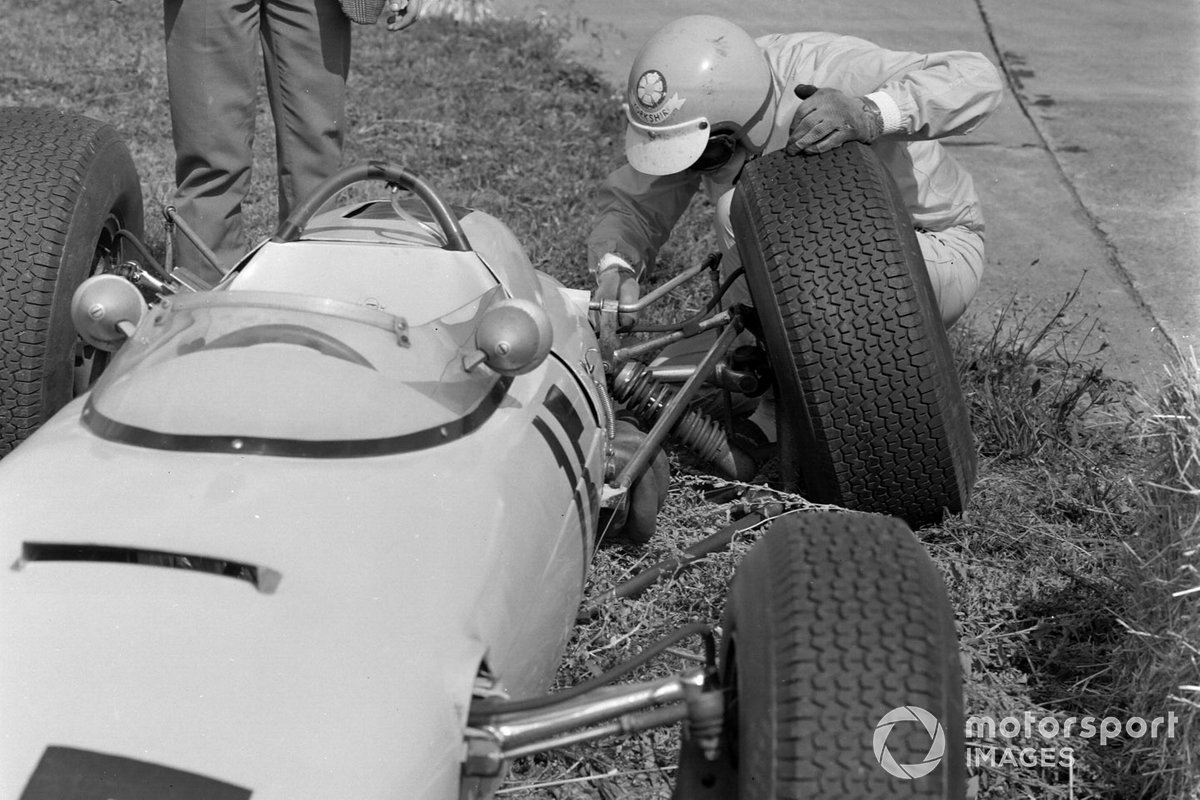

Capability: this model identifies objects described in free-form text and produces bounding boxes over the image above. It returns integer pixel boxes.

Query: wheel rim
[72,213,123,395]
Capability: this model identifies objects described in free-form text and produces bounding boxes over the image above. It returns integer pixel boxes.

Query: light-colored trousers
[164,0,352,281]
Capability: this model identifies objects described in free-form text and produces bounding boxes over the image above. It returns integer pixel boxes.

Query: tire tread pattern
[732,145,976,524]
[725,512,964,798]
[0,107,141,454]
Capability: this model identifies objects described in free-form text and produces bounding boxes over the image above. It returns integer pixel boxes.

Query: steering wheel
[202,324,375,368]
[273,161,471,251]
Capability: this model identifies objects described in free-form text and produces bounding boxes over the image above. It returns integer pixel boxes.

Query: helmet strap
[740,78,777,152]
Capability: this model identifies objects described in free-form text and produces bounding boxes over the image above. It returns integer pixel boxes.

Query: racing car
[0,107,972,799]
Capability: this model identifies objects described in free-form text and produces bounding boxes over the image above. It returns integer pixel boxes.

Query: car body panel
[0,199,610,798]
[233,201,547,318]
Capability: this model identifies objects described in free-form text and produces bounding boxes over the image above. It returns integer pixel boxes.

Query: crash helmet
[622,15,776,176]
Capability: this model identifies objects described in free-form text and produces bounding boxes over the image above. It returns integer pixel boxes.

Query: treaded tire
[721,511,964,798]
[731,145,975,525]
[0,108,143,455]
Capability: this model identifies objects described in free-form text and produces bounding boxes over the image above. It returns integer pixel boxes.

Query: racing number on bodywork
[534,384,600,555]
[21,746,252,800]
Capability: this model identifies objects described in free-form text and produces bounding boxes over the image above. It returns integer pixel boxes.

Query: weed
[1102,351,1200,799]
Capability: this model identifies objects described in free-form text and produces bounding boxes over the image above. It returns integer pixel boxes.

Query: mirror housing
[465,298,553,376]
[71,274,147,351]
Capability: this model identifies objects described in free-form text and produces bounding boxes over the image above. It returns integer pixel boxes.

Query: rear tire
[0,108,143,455]
[731,145,975,525]
[720,511,964,798]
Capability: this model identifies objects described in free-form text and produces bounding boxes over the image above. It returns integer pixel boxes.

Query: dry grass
[1104,351,1200,799]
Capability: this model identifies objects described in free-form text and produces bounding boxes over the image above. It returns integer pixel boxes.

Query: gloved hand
[787,85,884,155]
[592,254,641,331]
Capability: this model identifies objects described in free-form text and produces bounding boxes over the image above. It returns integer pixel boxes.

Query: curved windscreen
[82,290,506,457]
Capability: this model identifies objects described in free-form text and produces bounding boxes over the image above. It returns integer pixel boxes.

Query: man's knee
[918,228,985,327]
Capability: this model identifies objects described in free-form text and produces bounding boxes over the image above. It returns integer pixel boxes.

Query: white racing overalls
[588,32,1005,326]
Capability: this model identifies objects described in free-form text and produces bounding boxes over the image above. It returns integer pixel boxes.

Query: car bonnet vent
[14,542,281,594]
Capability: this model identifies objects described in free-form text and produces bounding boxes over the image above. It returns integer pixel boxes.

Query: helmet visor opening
[691,130,738,172]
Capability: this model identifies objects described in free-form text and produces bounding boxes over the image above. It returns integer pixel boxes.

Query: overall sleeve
[870,48,1005,139]
[586,164,701,275]
[762,32,1004,141]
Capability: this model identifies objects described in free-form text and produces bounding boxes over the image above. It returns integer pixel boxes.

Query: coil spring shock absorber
[611,362,753,480]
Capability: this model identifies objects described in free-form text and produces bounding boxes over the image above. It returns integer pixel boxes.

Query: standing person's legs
[164,0,261,282]
[260,0,351,222]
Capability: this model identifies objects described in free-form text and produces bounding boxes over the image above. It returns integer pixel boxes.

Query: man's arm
[587,164,700,277]
[586,164,699,329]
[864,48,1005,140]
[766,33,1004,153]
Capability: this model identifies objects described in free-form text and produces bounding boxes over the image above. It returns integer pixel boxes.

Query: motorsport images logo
[874,705,1180,778]
[873,706,946,779]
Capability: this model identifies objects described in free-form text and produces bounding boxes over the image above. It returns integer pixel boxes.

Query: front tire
[0,108,143,455]
[731,145,976,526]
[719,511,964,798]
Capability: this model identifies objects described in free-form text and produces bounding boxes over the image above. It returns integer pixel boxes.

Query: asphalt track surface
[491,0,1198,388]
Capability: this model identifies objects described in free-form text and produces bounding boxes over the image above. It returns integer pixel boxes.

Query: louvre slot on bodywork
[15,542,281,594]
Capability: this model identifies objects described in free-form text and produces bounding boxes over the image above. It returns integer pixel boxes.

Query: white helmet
[623,16,776,175]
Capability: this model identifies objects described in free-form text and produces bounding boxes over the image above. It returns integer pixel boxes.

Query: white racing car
[0,107,973,799]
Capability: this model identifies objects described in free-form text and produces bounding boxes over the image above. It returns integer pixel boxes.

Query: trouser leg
[164,0,260,281]
[711,185,752,309]
[915,227,985,327]
[260,0,351,221]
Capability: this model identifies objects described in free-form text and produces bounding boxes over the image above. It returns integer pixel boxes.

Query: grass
[1111,351,1200,798]
[3,3,1197,798]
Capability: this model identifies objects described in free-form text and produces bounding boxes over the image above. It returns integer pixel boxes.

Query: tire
[0,108,143,455]
[731,145,975,526]
[719,511,964,798]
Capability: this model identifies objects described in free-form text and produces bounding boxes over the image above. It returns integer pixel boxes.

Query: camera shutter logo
[873,706,946,779]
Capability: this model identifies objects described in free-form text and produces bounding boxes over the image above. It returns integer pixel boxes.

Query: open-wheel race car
[0,108,975,799]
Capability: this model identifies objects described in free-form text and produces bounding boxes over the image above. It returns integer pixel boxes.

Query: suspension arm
[613,309,735,363]
[481,668,703,749]
[463,668,722,776]
[611,320,742,491]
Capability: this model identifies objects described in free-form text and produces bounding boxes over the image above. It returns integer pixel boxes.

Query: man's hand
[592,256,641,331]
[788,85,884,155]
[386,0,422,31]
